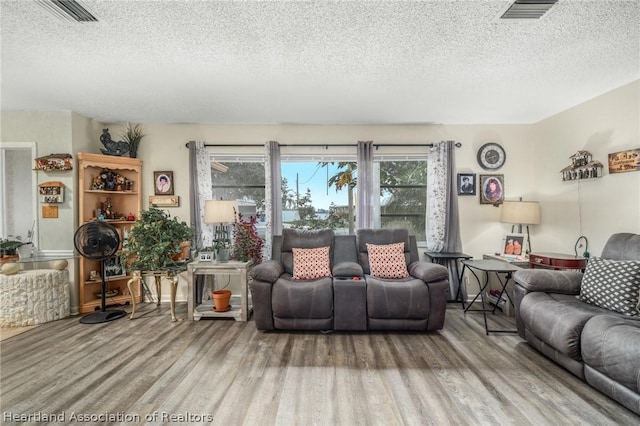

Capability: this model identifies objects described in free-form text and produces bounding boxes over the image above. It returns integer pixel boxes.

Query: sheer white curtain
[426,141,463,295]
[188,141,214,249]
[264,141,282,260]
[188,141,214,304]
[356,140,373,229]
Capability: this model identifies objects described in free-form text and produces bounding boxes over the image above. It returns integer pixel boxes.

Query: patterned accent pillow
[292,246,332,280]
[577,257,640,317]
[366,242,409,279]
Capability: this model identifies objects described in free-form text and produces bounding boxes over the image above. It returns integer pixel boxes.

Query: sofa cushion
[366,242,409,279]
[520,292,607,361]
[292,246,332,280]
[272,276,333,319]
[578,257,640,317]
[581,315,640,394]
[366,276,429,319]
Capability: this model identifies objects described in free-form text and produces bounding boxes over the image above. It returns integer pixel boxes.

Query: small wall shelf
[39,181,64,203]
[560,150,603,181]
[34,153,73,171]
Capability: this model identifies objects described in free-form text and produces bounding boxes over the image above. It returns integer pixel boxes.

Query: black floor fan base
[79,309,127,324]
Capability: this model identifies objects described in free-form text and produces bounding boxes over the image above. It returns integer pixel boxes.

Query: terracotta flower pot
[172,241,191,261]
[212,289,232,312]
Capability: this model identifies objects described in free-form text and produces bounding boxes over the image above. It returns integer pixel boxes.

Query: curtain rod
[185,142,462,148]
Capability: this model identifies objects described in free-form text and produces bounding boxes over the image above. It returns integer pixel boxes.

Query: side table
[425,251,472,306]
[529,252,587,271]
[127,263,188,322]
[187,260,253,321]
[461,259,522,335]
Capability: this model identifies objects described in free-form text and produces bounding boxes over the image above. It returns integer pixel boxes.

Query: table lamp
[204,200,238,261]
[500,199,540,254]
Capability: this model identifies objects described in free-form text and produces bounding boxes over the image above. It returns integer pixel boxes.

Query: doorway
[0,143,38,246]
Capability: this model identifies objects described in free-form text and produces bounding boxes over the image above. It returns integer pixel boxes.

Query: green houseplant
[120,206,193,271]
[1,236,25,257]
[120,123,146,159]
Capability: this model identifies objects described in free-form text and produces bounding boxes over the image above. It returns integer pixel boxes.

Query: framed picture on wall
[153,171,174,195]
[479,174,504,205]
[457,173,476,195]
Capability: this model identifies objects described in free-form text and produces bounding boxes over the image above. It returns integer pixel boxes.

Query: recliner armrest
[250,260,284,283]
[513,269,583,295]
[333,261,363,278]
[408,261,448,283]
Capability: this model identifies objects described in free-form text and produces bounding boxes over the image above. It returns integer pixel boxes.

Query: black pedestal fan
[74,221,126,324]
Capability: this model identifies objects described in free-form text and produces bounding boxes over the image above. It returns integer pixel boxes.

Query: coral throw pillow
[292,246,332,280]
[366,242,409,279]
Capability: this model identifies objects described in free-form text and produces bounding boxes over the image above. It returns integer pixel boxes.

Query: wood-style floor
[1,303,638,426]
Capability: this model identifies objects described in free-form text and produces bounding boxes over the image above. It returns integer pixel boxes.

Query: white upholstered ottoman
[0,269,71,326]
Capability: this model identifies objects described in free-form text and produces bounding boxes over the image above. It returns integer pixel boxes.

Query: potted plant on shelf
[120,123,146,159]
[120,206,193,272]
[1,225,35,259]
[213,232,231,262]
[232,211,263,265]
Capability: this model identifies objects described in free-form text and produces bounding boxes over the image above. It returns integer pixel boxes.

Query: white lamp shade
[500,201,541,225]
[204,200,237,224]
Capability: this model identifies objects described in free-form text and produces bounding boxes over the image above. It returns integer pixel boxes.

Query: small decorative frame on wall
[42,205,58,218]
[153,171,174,195]
[457,173,476,195]
[149,195,180,207]
[479,174,504,205]
[608,148,640,174]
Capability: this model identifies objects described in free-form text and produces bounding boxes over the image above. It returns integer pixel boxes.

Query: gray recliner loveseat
[250,228,449,332]
[513,233,640,415]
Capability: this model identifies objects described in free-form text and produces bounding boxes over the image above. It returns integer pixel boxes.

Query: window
[373,159,427,241]
[280,149,427,240]
[208,147,427,241]
[281,153,355,234]
[210,154,266,236]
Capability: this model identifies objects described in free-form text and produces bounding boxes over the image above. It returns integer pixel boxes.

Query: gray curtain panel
[265,140,282,260]
[356,140,373,229]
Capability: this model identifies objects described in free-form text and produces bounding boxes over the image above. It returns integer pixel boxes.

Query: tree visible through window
[282,159,426,240]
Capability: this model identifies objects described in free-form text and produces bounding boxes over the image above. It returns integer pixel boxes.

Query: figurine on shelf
[103,197,113,219]
[100,129,130,157]
[92,175,104,190]
[115,175,125,191]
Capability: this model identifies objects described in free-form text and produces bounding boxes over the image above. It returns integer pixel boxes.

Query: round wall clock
[477,142,506,170]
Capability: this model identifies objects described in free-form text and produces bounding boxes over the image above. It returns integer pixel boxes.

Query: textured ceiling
[1,0,638,125]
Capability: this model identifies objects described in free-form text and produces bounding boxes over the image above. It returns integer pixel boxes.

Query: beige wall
[532,80,640,256]
[1,110,105,314]
[2,79,638,305]
[106,122,536,263]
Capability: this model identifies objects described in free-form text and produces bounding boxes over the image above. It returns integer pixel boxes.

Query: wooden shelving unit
[77,152,143,314]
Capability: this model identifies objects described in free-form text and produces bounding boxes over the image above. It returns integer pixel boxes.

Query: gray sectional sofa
[249,228,449,332]
[513,233,640,415]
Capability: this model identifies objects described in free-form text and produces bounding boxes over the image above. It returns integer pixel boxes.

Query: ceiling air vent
[500,0,558,19]
[34,0,98,22]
